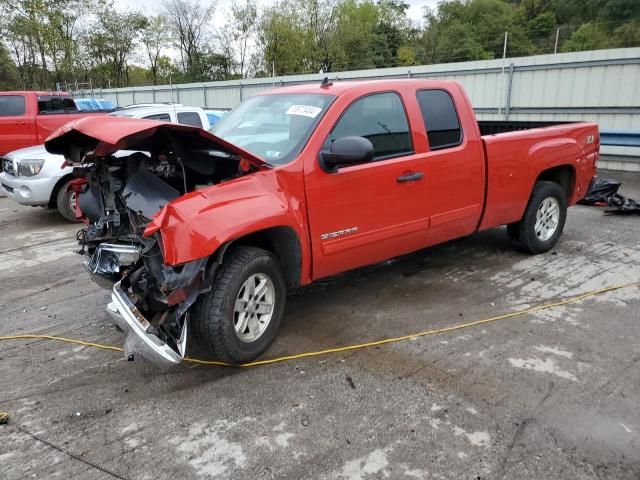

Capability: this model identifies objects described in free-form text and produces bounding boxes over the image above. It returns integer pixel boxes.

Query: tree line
[0,0,639,91]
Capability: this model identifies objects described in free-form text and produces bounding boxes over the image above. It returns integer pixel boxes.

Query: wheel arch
[210,226,303,288]
[535,165,575,201]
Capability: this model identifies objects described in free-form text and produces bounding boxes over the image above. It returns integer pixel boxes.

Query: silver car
[0,146,77,221]
[0,105,211,222]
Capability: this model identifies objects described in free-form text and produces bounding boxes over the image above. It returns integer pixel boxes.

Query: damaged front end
[45,117,267,368]
[91,241,207,367]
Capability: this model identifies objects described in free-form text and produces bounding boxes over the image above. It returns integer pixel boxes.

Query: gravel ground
[1,171,639,480]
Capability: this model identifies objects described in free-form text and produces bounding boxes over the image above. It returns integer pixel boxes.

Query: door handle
[16,121,26,126]
[397,171,424,183]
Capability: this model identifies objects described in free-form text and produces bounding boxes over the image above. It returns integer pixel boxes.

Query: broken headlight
[85,243,142,288]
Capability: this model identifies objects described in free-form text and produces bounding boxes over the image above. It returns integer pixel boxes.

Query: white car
[0,105,210,221]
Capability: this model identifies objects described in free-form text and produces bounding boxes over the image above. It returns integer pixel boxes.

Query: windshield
[210,93,335,165]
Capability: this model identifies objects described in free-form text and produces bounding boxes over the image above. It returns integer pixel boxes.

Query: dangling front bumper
[106,281,187,369]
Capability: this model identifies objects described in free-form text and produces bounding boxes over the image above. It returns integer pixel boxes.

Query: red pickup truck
[0,91,108,155]
[45,79,598,368]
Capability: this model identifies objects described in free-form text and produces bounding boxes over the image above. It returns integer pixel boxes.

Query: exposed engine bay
[44,119,267,366]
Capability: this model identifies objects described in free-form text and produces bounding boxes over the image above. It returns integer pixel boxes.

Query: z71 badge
[320,227,358,241]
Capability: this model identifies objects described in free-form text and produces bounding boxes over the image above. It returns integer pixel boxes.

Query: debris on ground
[0,411,9,424]
[580,178,640,214]
[579,178,621,205]
[606,193,640,215]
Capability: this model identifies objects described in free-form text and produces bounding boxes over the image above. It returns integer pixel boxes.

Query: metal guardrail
[598,130,640,171]
[600,130,640,147]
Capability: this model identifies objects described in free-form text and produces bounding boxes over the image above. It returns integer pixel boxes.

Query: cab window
[144,113,171,122]
[177,111,202,127]
[416,89,462,150]
[38,95,76,114]
[329,92,413,160]
[0,95,26,117]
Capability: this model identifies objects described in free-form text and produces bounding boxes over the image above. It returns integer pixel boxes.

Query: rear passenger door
[305,92,431,279]
[415,89,485,245]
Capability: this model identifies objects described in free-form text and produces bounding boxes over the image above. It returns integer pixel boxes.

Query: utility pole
[498,32,508,117]
[554,27,560,54]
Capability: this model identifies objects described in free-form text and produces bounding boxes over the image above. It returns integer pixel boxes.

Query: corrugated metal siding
[87,47,640,146]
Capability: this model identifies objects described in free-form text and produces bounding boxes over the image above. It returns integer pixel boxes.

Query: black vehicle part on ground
[605,193,640,215]
[578,178,622,205]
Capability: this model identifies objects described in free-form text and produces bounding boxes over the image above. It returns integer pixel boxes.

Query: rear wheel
[55,179,79,222]
[191,246,286,365]
[507,181,567,254]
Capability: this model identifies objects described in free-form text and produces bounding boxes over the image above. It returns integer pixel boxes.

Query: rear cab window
[38,95,77,114]
[0,95,26,117]
[177,111,203,128]
[328,92,413,161]
[416,89,462,150]
[144,113,171,122]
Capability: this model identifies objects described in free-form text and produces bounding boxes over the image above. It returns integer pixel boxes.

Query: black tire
[191,246,286,364]
[507,181,567,254]
[55,179,79,222]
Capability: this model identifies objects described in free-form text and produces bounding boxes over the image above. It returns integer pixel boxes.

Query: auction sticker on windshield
[286,105,323,118]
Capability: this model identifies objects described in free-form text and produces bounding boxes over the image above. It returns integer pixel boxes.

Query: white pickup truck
[0,105,210,221]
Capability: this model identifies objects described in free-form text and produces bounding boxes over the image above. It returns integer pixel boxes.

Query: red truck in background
[44,79,599,369]
[0,91,109,155]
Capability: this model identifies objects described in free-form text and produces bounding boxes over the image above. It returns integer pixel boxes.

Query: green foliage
[141,15,171,86]
[613,20,640,48]
[0,43,19,89]
[1,0,639,89]
[562,23,612,52]
[329,0,380,70]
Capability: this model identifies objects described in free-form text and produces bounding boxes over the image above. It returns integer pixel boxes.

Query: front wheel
[507,181,567,254]
[191,246,287,364]
[55,179,80,223]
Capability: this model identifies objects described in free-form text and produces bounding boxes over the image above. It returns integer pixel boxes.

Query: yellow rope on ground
[1,281,638,368]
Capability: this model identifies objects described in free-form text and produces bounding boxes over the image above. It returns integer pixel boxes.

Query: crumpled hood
[44,116,268,168]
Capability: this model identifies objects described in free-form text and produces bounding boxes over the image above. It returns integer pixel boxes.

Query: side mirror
[319,136,374,173]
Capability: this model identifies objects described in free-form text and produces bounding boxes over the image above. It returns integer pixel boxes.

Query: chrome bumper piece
[107,281,187,369]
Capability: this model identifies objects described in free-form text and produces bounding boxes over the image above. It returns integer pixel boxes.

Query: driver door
[304,92,430,280]
[0,95,32,154]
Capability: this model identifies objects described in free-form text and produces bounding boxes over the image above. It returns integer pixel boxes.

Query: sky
[113,0,441,27]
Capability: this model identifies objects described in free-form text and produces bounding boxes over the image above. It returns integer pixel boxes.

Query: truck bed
[478,120,598,232]
[478,120,575,136]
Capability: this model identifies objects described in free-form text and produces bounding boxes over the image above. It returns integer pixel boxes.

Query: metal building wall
[88,47,640,161]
